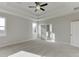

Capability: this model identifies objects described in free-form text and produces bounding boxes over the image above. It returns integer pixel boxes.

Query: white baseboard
[0,38,34,48]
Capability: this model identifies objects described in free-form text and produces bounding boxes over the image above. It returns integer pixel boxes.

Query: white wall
[40,12,79,44]
[40,17,71,44]
[0,12,33,47]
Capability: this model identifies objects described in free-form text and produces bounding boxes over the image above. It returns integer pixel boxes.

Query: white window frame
[0,17,6,36]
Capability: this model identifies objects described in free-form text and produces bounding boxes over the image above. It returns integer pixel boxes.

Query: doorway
[32,22,38,39]
[38,24,55,42]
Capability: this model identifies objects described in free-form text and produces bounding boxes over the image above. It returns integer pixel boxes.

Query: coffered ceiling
[0,2,79,21]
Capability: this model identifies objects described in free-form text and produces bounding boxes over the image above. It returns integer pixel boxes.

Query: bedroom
[0,2,79,57]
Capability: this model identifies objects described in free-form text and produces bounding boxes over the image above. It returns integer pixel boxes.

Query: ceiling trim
[0,7,36,21]
[41,10,79,21]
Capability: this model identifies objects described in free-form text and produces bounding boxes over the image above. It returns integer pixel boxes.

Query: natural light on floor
[8,51,41,57]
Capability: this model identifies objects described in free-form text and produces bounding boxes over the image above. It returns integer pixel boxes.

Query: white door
[71,21,79,47]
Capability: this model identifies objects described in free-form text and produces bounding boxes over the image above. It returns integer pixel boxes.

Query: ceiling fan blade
[28,6,35,8]
[35,2,39,5]
[40,8,45,11]
[40,3,48,7]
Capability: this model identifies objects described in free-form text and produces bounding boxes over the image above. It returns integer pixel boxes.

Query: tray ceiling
[0,2,79,21]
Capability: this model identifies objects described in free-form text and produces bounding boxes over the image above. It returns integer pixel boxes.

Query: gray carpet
[0,40,79,57]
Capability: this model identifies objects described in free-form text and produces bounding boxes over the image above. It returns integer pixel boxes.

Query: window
[0,17,6,36]
[0,17,5,31]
